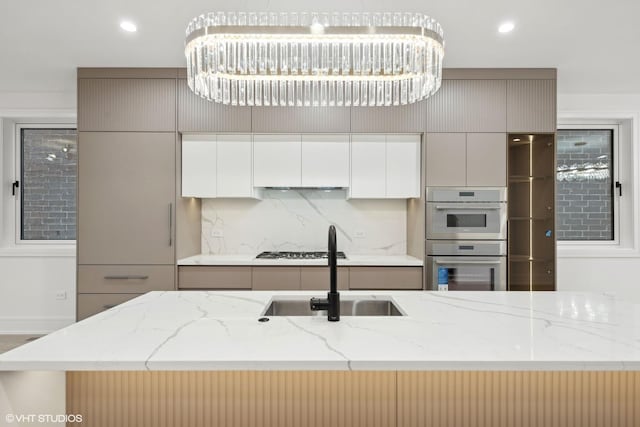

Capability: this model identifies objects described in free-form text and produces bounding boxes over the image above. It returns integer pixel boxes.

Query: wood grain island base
[66,371,640,427]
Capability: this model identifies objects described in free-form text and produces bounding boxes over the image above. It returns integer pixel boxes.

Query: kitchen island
[1,290,639,426]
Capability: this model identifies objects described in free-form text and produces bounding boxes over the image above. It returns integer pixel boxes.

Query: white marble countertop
[1,291,640,372]
[177,254,424,266]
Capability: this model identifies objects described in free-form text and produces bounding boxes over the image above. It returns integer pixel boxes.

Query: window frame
[557,116,638,258]
[556,124,620,246]
[14,123,77,246]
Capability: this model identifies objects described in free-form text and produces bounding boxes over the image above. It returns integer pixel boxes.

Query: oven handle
[435,260,503,265]
[434,204,503,210]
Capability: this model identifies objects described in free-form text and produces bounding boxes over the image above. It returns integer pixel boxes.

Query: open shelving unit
[507,134,556,291]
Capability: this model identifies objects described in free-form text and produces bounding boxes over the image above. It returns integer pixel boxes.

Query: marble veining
[2,291,640,371]
[201,189,407,255]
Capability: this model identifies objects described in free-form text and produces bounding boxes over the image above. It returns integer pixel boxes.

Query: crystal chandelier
[185,12,445,107]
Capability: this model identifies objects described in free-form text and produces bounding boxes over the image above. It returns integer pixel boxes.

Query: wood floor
[0,335,42,354]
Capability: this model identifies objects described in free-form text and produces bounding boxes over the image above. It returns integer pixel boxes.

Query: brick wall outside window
[21,128,77,240]
[556,130,613,241]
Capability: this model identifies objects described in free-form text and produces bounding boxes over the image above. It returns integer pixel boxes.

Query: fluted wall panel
[177,80,252,133]
[251,106,351,133]
[350,101,427,133]
[424,80,507,132]
[78,78,176,132]
[397,371,640,427]
[507,79,557,133]
[66,371,396,427]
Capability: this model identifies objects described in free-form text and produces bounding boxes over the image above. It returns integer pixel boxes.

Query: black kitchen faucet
[309,225,340,321]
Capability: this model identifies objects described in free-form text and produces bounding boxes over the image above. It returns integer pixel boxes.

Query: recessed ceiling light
[120,21,137,33]
[498,21,515,33]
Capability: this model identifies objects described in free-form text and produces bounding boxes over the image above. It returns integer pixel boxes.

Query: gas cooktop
[256,251,347,260]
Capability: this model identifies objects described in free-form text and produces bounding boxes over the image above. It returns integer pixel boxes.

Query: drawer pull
[104,275,149,280]
[103,304,117,309]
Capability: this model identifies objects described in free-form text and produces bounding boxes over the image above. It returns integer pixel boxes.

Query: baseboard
[0,317,75,334]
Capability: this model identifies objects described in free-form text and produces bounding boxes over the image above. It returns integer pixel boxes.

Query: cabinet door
[466,133,506,186]
[349,267,423,290]
[78,132,175,264]
[425,133,466,187]
[78,265,175,293]
[386,134,420,198]
[178,266,252,289]
[217,134,253,197]
[350,134,386,198]
[301,134,350,187]
[252,267,301,290]
[77,293,143,321]
[300,267,349,290]
[181,135,217,197]
[253,134,301,187]
[507,80,556,133]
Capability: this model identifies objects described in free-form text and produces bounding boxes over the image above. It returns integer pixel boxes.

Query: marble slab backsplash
[201,189,407,255]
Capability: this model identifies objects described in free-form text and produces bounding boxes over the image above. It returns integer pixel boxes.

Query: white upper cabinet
[183,133,420,199]
[386,134,421,198]
[216,134,253,197]
[301,134,350,187]
[182,134,256,198]
[350,134,387,198]
[181,135,217,198]
[253,134,302,187]
[350,134,420,199]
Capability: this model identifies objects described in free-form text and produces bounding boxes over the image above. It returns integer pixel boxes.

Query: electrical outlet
[55,291,67,300]
[211,229,224,238]
[354,230,366,238]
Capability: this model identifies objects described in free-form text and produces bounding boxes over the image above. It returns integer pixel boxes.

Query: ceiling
[1,0,638,95]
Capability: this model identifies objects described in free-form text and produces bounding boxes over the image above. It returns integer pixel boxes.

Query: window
[16,125,77,243]
[556,125,619,243]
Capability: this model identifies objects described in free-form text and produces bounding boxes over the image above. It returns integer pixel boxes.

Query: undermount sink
[262,298,404,317]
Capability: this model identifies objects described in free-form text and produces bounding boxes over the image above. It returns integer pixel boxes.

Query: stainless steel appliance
[256,251,347,260]
[426,187,507,240]
[426,240,507,291]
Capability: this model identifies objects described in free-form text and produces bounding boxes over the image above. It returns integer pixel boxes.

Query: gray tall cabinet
[77,70,178,320]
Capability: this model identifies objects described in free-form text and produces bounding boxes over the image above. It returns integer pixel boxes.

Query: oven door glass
[431,257,505,291]
[427,203,506,240]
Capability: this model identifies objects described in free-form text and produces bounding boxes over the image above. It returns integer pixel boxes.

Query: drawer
[349,267,423,290]
[300,267,349,290]
[178,266,252,289]
[77,265,175,293]
[252,267,300,290]
[77,293,143,321]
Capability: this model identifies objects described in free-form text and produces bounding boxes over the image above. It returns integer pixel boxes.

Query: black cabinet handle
[616,181,622,197]
[11,181,19,196]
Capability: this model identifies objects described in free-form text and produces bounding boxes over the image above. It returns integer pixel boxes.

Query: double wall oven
[426,187,507,291]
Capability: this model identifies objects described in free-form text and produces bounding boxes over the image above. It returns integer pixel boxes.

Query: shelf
[509,256,554,262]
[508,175,554,183]
[509,217,554,221]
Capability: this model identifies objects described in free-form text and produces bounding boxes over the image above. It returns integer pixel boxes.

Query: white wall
[201,189,407,255]
[0,93,76,334]
[557,94,640,302]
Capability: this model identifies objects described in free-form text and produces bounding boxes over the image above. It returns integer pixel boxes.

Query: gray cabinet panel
[178,266,252,289]
[507,80,556,132]
[78,132,175,264]
[425,80,506,132]
[177,80,251,132]
[466,133,507,186]
[350,102,427,133]
[300,267,349,290]
[252,267,301,290]
[252,107,350,133]
[349,267,423,290]
[78,265,175,293]
[78,79,176,132]
[425,133,466,187]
